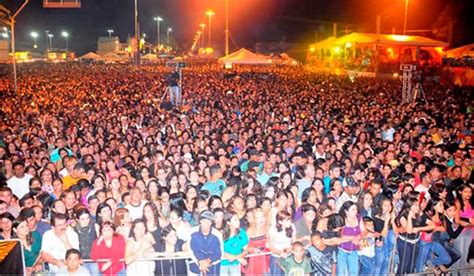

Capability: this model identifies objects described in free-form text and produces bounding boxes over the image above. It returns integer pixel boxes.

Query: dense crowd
[0,63,473,276]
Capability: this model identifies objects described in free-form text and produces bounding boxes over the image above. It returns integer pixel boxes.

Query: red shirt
[91,235,126,275]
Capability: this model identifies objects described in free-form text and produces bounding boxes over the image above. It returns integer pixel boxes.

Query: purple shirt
[339,218,361,251]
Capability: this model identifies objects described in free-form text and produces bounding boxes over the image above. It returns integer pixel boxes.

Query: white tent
[218,48,272,65]
[79,52,100,61]
[100,52,122,63]
[142,53,158,60]
[446,43,474,58]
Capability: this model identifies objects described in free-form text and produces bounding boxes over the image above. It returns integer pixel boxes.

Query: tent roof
[316,32,447,48]
[310,37,337,49]
[219,48,271,64]
[79,52,100,60]
[445,43,474,58]
[142,53,157,60]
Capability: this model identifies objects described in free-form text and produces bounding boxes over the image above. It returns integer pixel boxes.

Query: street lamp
[61,31,69,51]
[199,23,206,49]
[30,31,38,49]
[167,28,172,45]
[47,33,54,50]
[403,0,409,35]
[154,16,163,46]
[225,0,229,55]
[107,29,114,37]
[205,10,215,48]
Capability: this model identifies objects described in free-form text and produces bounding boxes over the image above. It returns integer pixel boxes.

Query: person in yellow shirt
[62,163,87,190]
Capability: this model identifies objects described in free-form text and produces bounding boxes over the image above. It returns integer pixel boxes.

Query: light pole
[45,30,50,50]
[403,0,409,35]
[107,29,114,37]
[167,28,172,46]
[61,31,69,51]
[225,0,229,55]
[205,10,215,48]
[199,23,206,49]
[154,16,163,46]
[30,31,38,49]
[47,34,54,50]
[7,0,30,93]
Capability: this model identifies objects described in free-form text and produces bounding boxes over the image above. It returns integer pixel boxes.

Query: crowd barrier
[66,250,474,275]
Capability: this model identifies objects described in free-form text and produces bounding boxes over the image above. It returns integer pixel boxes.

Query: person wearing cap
[189,210,222,275]
[335,177,360,212]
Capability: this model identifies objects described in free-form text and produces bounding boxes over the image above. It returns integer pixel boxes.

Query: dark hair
[275,210,293,238]
[456,184,472,212]
[13,216,33,244]
[99,220,116,234]
[65,248,81,260]
[96,203,112,225]
[75,208,90,220]
[222,211,239,240]
[339,201,357,218]
[302,203,317,214]
[50,212,68,226]
[208,195,223,210]
[395,197,419,227]
[327,213,345,231]
[160,224,177,242]
[129,218,147,240]
[301,187,316,204]
[143,201,161,229]
[170,192,188,212]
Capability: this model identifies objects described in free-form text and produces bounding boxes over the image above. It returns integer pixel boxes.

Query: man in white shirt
[414,171,432,201]
[41,213,79,273]
[7,161,32,198]
[125,187,146,220]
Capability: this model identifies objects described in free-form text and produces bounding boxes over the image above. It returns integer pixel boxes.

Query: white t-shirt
[414,184,431,201]
[7,173,32,198]
[125,200,146,220]
[268,225,295,256]
[41,227,80,273]
[55,265,91,276]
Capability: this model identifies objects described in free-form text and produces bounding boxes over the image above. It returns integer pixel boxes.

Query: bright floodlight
[1,32,8,38]
[168,28,172,32]
[61,31,69,38]
[48,34,54,38]
[154,16,163,22]
[30,31,39,38]
[205,10,215,17]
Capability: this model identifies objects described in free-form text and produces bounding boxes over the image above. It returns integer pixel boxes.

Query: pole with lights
[225,0,229,55]
[154,16,163,46]
[205,10,215,48]
[167,28,172,46]
[47,33,54,50]
[199,23,206,49]
[30,31,38,49]
[61,31,69,51]
[403,0,409,35]
[107,29,114,37]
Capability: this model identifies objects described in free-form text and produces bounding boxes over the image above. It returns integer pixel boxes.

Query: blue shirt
[221,228,249,266]
[50,148,73,163]
[297,178,312,199]
[190,229,222,275]
[202,179,227,197]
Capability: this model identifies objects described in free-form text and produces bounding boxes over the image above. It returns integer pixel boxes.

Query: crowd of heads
[0,62,472,275]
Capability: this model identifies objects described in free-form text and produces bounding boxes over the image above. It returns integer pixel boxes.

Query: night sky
[2,0,474,55]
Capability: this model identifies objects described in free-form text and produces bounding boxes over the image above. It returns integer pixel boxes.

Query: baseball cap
[199,210,215,223]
